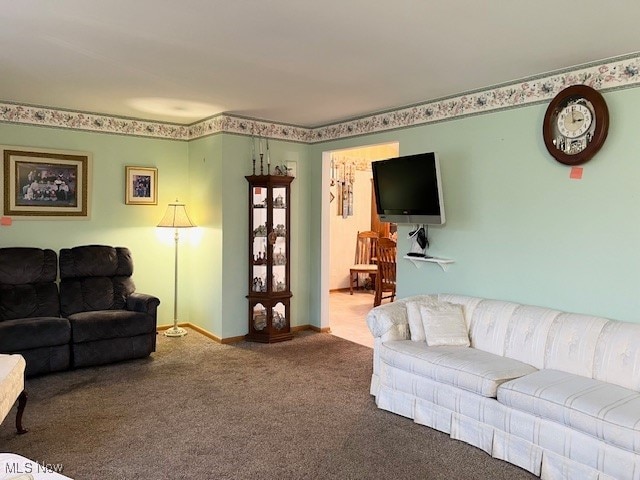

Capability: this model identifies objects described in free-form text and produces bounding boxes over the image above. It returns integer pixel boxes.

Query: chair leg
[349,271,354,295]
[16,390,27,434]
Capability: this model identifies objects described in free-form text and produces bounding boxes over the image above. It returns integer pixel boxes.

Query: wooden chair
[374,237,397,307]
[349,231,379,295]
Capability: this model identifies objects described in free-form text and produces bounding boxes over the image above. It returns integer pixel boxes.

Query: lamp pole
[158,199,195,337]
[165,227,187,337]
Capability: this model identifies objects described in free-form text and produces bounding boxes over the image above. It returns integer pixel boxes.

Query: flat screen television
[372,152,445,225]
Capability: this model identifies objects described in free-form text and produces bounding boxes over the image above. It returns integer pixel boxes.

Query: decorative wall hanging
[2,146,90,218]
[330,155,356,218]
[125,166,158,205]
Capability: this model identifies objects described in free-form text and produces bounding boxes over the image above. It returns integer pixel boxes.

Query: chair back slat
[374,238,397,306]
[354,231,379,265]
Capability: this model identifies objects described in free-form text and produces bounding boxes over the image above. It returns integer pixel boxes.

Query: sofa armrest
[366,301,410,341]
[127,293,161,317]
[366,294,440,341]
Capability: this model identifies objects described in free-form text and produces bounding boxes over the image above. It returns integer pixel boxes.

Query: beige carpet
[0,330,534,479]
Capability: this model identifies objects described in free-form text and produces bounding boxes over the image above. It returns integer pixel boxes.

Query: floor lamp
[158,199,196,337]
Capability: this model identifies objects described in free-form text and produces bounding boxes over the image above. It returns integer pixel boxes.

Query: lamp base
[164,325,188,337]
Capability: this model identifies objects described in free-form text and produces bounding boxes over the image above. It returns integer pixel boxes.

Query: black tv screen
[372,152,445,225]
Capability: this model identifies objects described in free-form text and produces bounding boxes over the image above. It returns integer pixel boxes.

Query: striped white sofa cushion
[594,320,640,391]
[504,305,562,369]
[381,340,537,398]
[467,300,520,356]
[544,313,608,377]
[437,294,484,331]
[498,369,640,454]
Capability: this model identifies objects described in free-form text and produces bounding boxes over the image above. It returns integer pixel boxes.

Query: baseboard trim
[293,324,331,334]
[158,322,330,343]
[157,322,222,343]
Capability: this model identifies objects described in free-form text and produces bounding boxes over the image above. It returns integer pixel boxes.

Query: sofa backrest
[543,313,608,377]
[439,293,640,391]
[0,247,60,321]
[505,305,562,370]
[592,320,640,391]
[59,245,136,317]
[467,299,520,356]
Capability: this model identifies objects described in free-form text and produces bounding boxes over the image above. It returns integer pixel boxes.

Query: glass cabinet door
[271,186,287,292]
[251,186,267,293]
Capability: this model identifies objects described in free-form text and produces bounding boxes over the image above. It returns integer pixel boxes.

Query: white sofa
[366,294,640,480]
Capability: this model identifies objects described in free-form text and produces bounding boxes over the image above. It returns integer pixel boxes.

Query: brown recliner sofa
[0,248,70,376]
[0,245,160,376]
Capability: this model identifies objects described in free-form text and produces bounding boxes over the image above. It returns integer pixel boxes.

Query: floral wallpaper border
[308,53,640,143]
[188,115,311,143]
[0,103,190,140]
[1,53,638,143]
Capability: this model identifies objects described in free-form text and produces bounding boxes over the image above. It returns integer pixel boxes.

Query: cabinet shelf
[403,255,454,272]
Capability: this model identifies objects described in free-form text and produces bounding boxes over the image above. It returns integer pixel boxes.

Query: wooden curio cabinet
[246,174,294,343]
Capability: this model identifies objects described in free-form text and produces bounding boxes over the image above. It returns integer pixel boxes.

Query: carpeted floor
[0,330,535,479]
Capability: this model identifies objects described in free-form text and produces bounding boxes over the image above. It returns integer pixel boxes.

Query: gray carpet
[0,330,535,479]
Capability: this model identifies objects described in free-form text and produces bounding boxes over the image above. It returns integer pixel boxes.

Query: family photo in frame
[2,147,90,218]
[125,166,157,205]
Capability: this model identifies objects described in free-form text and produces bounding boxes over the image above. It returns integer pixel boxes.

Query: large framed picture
[125,166,157,205]
[3,147,90,218]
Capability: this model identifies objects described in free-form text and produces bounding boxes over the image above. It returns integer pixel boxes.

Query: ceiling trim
[1,53,638,143]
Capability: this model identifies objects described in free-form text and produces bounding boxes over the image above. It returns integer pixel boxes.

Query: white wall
[329,169,372,289]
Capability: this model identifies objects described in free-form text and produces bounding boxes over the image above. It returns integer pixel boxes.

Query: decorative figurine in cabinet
[246,174,294,342]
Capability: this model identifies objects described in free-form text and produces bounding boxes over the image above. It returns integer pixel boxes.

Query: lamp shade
[157,200,196,228]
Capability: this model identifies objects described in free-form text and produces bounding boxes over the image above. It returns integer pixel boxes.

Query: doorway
[320,142,400,347]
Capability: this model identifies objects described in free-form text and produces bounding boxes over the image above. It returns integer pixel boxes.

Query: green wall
[0,123,311,340]
[310,87,640,323]
[3,84,639,339]
[0,123,190,327]
[187,133,311,338]
[186,134,224,335]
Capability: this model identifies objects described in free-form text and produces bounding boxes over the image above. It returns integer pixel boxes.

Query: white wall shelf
[403,255,454,272]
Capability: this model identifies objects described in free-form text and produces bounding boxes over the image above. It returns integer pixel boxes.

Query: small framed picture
[125,166,157,205]
[3,146,91,218]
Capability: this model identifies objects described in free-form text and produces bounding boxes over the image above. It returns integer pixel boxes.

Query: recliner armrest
[126,293,160,316]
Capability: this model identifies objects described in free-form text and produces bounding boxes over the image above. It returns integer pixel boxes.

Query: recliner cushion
[0,248,57,284]
[69,310,156,343]
[59,245,133,279]
[60,276,135,316]
[0,317,70,351]
[0,283,60,321]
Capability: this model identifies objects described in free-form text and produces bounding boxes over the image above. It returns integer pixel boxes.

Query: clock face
[543,85,609,165]
[557,103,592,139]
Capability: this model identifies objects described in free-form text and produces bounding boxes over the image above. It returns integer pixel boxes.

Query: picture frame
[2,147,90,218]
[125,166,158,205]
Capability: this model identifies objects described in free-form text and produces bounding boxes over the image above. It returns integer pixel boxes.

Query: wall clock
[542,84,609,166]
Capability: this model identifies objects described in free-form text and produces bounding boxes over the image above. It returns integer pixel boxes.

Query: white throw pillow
[420,302,470,347]
[406,301,426,342]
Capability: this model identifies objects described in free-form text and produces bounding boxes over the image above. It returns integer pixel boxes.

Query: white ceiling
[1,1,639,127]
